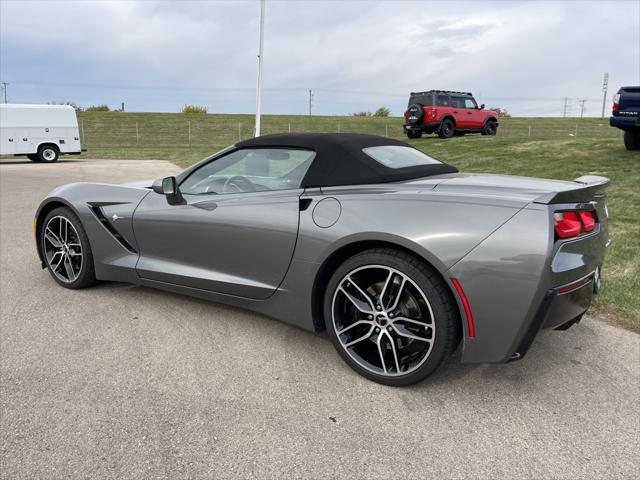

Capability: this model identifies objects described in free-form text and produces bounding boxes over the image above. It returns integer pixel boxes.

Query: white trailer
[0,104,82,162]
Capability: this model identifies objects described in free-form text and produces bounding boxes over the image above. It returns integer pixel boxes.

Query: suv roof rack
[410,90,473,96]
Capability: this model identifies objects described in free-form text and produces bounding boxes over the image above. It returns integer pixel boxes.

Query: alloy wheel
[331,265,435,377]
[43,215,83,283]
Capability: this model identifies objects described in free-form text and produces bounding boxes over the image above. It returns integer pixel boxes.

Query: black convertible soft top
[236,133,458,187]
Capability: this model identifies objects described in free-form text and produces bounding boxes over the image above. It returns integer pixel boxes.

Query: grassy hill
[68,112,638,330]
[75,112,620,164]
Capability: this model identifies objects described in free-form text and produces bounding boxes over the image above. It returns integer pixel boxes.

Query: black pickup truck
[610,86,640,150]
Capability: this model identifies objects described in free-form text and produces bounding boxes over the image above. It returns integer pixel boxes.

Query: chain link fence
[77,114,621,150]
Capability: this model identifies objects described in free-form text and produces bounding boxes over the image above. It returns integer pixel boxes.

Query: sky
[1,0,639,117]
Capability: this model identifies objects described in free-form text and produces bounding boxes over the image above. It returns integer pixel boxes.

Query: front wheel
[481,120,498,136]
[624,131,640,150]
[324,248,460,386]
[40,207,97,289]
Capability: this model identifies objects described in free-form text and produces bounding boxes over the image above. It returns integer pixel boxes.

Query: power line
[562,96,570,117]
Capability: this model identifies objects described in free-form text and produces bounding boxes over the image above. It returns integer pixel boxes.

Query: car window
[464,98,478,109]
[180,148,315,195]
[362,146,442,169]
[436,95,450,106]
[409,94,433,106]
[451,97,465,108]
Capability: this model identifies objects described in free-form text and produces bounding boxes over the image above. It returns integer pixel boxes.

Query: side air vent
[89,206,137,253]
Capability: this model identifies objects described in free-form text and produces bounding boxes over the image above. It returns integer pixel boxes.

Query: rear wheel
[482,119,498,136]
[40,207,97,289]
[623,131,640,150]
[27,154,40,162]
[438,118,455,139]
[324,248,460,386]
[38,145,59,163]
[406,130,422,139]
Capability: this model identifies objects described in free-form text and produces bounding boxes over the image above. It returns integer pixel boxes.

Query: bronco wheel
[41,207,96,289]
[38,145,59,163]
[482,119,498,136]
[324,248,460,386]
[438,118,455,139]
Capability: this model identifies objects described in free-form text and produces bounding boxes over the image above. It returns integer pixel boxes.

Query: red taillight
[577,210,595,232]
[554,210,596,239]
[613,93,620,112]
[554,212,581,238]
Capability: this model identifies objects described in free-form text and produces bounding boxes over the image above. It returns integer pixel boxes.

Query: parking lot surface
[1,158,639,479]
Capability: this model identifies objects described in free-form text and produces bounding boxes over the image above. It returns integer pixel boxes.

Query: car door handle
[192,200,218,211]
[467,112,473,115]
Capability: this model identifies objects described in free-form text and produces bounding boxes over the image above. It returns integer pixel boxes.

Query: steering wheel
[222,175,256,193]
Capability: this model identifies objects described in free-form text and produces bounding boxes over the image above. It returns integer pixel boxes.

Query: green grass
[70,112,637,330]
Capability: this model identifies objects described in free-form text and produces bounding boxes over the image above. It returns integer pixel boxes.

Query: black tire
[40,207,97,289]
[27,154,40,162]
[481,119,498,136]
[406,104,424,125]
[438,118,455,139]
[37,144,59,163]
[324,248,460,386]
[623,131,640,150]
[406,130,422,139]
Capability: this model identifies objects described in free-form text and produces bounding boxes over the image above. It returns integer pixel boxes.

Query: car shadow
[91,280,606,392]
[0,159,82,165]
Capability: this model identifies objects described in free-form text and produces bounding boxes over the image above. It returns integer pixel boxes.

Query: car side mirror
[152,176,183,202]
[479,104,485,110]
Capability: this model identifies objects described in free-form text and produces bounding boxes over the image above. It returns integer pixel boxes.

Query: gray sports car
[35,134,610,386]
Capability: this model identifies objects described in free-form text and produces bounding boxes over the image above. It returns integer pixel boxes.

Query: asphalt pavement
[1,158,639,479]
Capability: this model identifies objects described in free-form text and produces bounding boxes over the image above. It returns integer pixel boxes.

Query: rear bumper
[404,122,439,133]
[609,115,640,131]
[510,270,597,360]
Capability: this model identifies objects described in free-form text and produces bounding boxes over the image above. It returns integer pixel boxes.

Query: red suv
[403,90,499,139]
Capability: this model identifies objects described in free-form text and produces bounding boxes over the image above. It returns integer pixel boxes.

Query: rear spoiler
[533,175,610,204]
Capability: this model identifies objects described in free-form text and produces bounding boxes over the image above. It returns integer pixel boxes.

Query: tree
[47,101,81,111]
[352,111,372,117]
[181,104,207,114]
[489,107,511,118]
[373,107,391,117]
[85,104,110,112]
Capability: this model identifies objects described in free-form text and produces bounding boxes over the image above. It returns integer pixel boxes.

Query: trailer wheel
[37,145,59,163]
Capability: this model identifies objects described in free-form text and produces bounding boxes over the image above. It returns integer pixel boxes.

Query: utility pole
[0,81,8,103]
[601,72,609,119]
[562,96,569,118]
[579,99,587,118]
[254,0,265,137]
[308,89,314,116]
